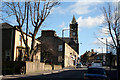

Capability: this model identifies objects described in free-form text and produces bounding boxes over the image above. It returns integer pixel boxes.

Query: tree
[99,3,120,80]
[29,1,59,60]
[40,42,56,64]
[2,1,59,61]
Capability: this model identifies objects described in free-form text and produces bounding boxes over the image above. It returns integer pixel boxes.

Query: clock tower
[69,16,79,54]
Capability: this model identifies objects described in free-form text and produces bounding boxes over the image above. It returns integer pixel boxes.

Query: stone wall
[44,64,52,71]
[54,65,62,70]
[2,61,63,75]
[26,61,45,74]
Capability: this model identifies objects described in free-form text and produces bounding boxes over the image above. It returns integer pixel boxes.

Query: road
[2,68,117,80]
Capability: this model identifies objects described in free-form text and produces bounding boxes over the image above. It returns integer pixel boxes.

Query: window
[18,50,22,61]
[58,56,62,62]
[19,35,21,41]
[19,35,22,46]
[5,51,11,61]
[6,56,10,61]
[58,45,63,51]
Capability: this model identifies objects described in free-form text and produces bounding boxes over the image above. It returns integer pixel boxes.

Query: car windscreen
[87,68,106,75]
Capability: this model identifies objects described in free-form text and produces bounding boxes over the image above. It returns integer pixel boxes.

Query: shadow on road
[2,69,117,80]
[2,70,85,80]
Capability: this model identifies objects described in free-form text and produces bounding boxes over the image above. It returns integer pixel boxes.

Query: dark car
[87,63,92,68]
[76,63,83,68]
[84,67,109,80]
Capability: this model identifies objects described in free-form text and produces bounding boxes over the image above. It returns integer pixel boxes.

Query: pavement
[1,67,74,80]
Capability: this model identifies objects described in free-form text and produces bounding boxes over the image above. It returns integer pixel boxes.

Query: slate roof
[0,23,13,29]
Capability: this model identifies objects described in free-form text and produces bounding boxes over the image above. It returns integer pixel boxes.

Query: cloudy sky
[2,0,119,56]
[39,0,118,56]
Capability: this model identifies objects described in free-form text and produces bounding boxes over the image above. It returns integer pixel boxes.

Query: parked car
[76,63,83,68]
[87,63,92,68]
[84,67,109,80]
[91,62,102,67]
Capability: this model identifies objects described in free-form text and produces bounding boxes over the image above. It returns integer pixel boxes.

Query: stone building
[94,53,117,67]
[80,49,97,64]
[2,23,41,62]
[62,16,79,54]
[38,30,79,67]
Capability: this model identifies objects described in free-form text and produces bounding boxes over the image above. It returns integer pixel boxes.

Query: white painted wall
[14,28,41,61]
[64,43,79,67]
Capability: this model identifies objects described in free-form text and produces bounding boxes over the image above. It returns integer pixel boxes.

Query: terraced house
[2,23,41,62]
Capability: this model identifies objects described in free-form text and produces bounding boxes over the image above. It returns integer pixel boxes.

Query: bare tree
[2,1,59,61]
[99,3,120,80]
[29,1,59,60]
[2,2,30,60]
[40,42,56,64]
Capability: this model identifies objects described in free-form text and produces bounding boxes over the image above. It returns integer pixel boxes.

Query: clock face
[72,32,75,36]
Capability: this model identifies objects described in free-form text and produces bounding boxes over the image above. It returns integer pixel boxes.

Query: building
[94,53,117,67]
[81,49,117,67]
[38,30,79,67]
[62,16,79,54]
[80,49,97,64]
[2,23,41,62]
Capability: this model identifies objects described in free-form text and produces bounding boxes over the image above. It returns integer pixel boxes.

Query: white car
[91,63,102,67]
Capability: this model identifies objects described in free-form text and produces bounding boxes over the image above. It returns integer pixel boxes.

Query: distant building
[38,30,79,67]
[62,16,79,54]
[81,49,117,67]
[1,23,41,62]
[80,49,97,64]
[94,53,117,67]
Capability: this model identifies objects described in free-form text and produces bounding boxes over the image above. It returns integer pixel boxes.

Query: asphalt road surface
[2,68,117,80]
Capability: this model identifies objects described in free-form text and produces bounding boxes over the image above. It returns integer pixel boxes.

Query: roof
[62,37,71,43]
[1,23,40,42]
[0,23,13,29]
[72,15,77,24]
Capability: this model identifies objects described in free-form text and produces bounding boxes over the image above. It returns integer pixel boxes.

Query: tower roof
[72,15,77,24]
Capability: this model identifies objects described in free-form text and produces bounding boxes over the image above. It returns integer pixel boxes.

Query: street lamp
[62,28,73,39]
[98,47,104,62]
[98,47,103,53]
[101,38,108,66]
[101,38,108,53]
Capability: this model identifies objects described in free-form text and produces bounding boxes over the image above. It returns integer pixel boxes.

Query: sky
[39,0,118,56]
[1,0,119,56]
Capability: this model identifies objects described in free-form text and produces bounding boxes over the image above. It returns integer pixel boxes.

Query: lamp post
[62,29,71,39]
[101,38,108,66]
[98,47,103,53]
[101,38,108,54]
[98,47,104,63]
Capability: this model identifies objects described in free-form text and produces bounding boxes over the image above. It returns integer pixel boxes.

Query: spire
[72,15,77,24]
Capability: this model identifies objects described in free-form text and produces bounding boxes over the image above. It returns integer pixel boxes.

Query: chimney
[41,30,56,37]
